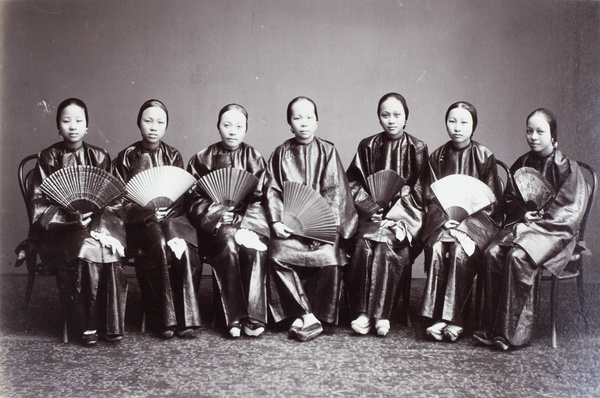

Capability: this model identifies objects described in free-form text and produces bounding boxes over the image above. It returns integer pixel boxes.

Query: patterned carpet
[0,273,599,397]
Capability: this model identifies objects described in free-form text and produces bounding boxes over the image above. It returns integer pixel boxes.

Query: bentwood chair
[535,161,596,348]
[16,154,69,343]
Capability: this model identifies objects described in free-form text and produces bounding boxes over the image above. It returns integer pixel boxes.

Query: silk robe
[420,141,502,327]
[265,137,358,324]
[483,149,588,346]
[345,132,428,320]
[113,140,201,333]
[187,142,270,327]
[30,141,127,338]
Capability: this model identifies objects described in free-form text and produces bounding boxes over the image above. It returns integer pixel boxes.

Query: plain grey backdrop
[1,0,599,280]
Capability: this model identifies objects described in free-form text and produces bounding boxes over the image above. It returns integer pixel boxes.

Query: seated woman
[187,103,270,338]
[265,96,358,341]
[113,99,201,339]
[30,98,127,345]
[420,101,502,342]
[474,108,588,350]
[345,92,428,336]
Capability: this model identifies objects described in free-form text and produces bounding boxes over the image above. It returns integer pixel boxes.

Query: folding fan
[125,165,197,208]
[197,168,259,208]
[40,165,126,213]
[282,181,338,245]
[366,170,406,208]
[430,174,497,222]
[513,167,555,211]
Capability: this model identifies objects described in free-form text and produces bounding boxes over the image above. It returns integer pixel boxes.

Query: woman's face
[289,99,318,144]
[526,114,554,156]
[378,98,406,139]
[58,104,87,148]
[139,106,167,148]
[218,109,247,150]
[446,107,474,149]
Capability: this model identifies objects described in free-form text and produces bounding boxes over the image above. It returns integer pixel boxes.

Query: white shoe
[375,319,390,336]
[351,316,372,335]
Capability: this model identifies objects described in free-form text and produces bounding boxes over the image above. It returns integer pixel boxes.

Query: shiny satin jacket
[112,140,198,246]
[187,142,270,240]
[421,141,502,249]
[499,149,588,276]
[346,132,428,242]
[30,141,126,262]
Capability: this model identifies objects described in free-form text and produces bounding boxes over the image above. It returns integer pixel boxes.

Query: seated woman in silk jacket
[30,98,127,345]
[473,108,588,350]
[264,96,358,342]
[113,99,201,340]
[187,104,270,338]
[345,92,428,337]
[420,101,502,342]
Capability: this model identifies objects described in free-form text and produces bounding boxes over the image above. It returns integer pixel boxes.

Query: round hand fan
[198,168,259,207]
[40,165,126,213]
[125,165,197,208]
[513,167,555,211]
[366,170,406,208]
[430,174,497,222]
[282,181,338,245]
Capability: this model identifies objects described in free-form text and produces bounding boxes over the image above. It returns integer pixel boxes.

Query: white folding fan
[366,170,406,208]
[125,165,197,208]
[197,168,259,207]
[282,181,338,245]
[513,166,555,211]
[40,165,126,213]
[430,174,497,222]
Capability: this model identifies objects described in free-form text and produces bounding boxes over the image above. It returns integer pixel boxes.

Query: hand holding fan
[513,167,555,211]
[197,168,259,208]
[40,165,126,213]
[282,181,338,245]
[367,170,406,208]
[125,165,196,208]
[430,174,497,222]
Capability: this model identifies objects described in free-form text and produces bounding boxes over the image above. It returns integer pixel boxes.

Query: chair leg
[576,269,589,330]
[24,269,36,311]
[474,274,483,330]
[141,311,146,333]
[402,271,412,328]
[62,315,69,344]
[550,276,558,349]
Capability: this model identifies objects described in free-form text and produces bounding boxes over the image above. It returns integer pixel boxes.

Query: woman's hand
[155,207,171,221]
[370,208,384,222]
[221,211,237,225]
[443,220,460,229]
[524,210,543,224]
[77,212,94,228]
[272,222,293,239]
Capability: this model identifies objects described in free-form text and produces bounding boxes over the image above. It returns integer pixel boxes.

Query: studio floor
[0,273,599,397]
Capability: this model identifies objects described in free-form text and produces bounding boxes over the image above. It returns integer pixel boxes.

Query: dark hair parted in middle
[218,103,249,132]
[445,101,478,132]
[56,98,89,129]
[377,92,409,120]
[527,107,557,143]
[286,96,319,124]
[137,99,169,128]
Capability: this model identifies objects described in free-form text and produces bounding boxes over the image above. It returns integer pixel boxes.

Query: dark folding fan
[282,181,338,245]
[125,165,197,208]
[40,165,126,213]
[197,168,259,208]
[513,167,555,211]
[366,170,406,208]
[430,174,497,222]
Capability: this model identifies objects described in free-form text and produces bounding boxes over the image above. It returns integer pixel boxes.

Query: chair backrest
[496,159,511,196]
[576,161,597,241]
[18,154,38,220]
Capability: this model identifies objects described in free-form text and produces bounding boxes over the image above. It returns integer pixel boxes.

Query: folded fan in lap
[282,181,338,245]
[40,165,126,213]
[125,165,197,208]
[366,170,406,208]
[430,174,497,222]
[197,168,259,208]
[513,167,555,211]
